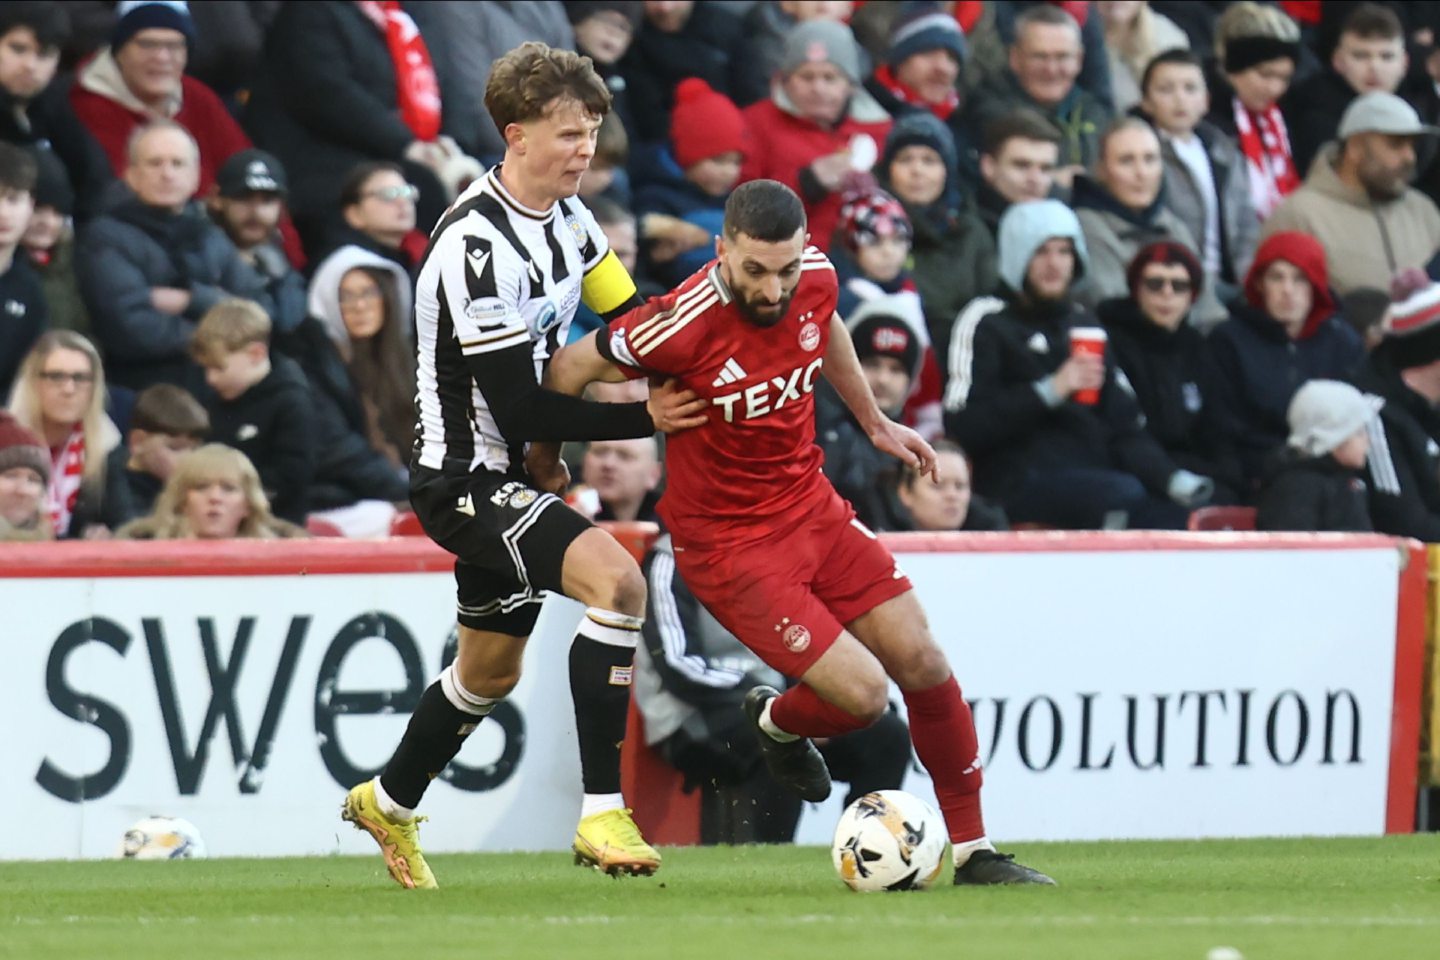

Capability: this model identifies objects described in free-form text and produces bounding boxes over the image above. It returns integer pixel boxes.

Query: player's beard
[736,291,795,328]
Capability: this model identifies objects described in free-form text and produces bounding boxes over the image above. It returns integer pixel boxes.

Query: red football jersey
[604,247,839,548]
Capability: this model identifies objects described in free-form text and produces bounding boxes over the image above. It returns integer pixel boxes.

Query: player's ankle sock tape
[570,633,635,794]
[578,607,643,647]
[770,683,871,738]
[903,675,987,843]
[380,677,485,810]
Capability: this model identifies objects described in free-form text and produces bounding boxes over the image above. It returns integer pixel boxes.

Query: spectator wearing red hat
[1098,241,1243,502]
[633,77,746,288]
[1204,231,1365,490]
[0,409,52,540]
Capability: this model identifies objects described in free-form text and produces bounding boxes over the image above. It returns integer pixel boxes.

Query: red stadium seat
[389,511,426,537]
[1187,506,1258,532]
[304,515,346,538]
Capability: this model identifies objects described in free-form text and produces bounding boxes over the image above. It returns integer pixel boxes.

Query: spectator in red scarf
[1206,1,1303,221]
[740,19,892,253]
[7,330,135,539]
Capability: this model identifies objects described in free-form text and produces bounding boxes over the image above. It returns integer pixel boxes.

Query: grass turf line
[4,836,1438,960]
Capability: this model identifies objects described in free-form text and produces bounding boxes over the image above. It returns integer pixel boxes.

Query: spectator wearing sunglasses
[1098,242,1243,503]
[311,161,422,282]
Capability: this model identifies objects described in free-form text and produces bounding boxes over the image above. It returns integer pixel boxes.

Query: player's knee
[603,563,647,618]
[847,674,890,724]
[465,664,521,700]
[888,638,951,690]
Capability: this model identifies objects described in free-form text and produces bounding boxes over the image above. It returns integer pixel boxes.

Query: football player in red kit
[540,180,1053,885]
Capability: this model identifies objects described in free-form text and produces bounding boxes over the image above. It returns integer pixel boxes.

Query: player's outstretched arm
[822,312,941,481]
[547,331,709,434]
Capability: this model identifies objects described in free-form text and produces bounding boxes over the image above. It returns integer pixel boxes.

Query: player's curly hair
[485,42,612,136]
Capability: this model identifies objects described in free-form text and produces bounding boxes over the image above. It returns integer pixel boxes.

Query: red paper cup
[1069,327,1107,405]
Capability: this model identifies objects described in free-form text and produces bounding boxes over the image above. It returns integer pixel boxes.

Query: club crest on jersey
[490,481,538,509]
[783,623,811,653]
[565,213,586,247]
[799,321,821,352]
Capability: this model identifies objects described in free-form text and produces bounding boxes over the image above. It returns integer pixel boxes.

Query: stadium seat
[1187,506,1258,532]
[304,515,346,537]
[620,696,701,846]
[389,511,425,537]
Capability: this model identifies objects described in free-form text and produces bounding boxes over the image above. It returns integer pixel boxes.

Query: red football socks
[903,675,986,843]
[769,683,872,737]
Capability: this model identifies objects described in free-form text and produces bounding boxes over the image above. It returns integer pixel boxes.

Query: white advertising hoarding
[1,537,1419,859]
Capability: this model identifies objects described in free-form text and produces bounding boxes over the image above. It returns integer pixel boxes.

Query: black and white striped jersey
[412,167,631,474]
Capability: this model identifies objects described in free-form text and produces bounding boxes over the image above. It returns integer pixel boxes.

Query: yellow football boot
[341,780,438,890]
[572,808,662,877]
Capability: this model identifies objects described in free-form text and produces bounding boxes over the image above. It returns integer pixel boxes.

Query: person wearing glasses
[1098,242,1242,504]
[6,330,135,539]
[310,161,420,279]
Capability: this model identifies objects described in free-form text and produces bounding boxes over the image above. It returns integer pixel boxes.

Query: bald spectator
[0,2,112,221]
[973,4,1111,192]
[69,1,251,202]
[740,20,892,254]
[1264,92,1440,296]
[77,121,269,393]
[581,437,662,523]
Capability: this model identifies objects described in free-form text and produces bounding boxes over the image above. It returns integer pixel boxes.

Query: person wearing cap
[1204,231,1365,490]
[20,147,85,338]
[972,4,1111,194]
[633,77,746,288]
[740,18,893,254]
[1205,1,1302,221]
[1263,91,1440,296]
[1352,280,1440,540]
[69,1,253,205]
[1100,242,1244,503]
[876,113,995,364]
[206,148,305,339]
[619,0,746,145]
[0,409,51,540]
[944,199,1205,530]
[1255,380,1378,532]
[0,3,113,222]
[863,1,980,185]
[816,293,935,528]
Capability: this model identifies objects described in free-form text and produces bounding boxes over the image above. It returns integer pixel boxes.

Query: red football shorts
[672,489,913,677]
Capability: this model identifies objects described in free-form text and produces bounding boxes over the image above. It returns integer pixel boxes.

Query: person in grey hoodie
[1263,92,1440,295]
[944,199,1211,529]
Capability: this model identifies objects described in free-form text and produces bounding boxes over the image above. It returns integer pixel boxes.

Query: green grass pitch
[5,836,1438,960]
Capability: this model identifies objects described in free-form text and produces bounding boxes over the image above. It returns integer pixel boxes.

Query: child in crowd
[21,149,86,336]
[0,410,51,540]
[117,443,305,541]
[634,77,745,288]
[123,383,209,513]
[1256,379,1380,532]
[0,141,44,399]
[190,299,315,524]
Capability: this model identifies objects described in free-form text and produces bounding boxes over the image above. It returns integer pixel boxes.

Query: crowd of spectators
[8,0,1440,548]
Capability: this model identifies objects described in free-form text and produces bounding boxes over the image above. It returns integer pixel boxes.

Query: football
[831,790,947,892]
[116,816,207,860]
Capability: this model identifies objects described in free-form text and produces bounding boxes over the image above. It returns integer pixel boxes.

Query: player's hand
[648,378,709,434]
[869,419,940,481]
[525,445,571,496]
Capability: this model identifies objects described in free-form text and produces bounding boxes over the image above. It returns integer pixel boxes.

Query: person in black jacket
[1256,379,1379,531]
[0,142,46,399]
[1204,230,1364,493]
[0,3,112,222]
[943,199,1209,529]
[1099,242,1243,501]
[618,0,746,145]
[1354,282,1440,540]
[77,121,271,394]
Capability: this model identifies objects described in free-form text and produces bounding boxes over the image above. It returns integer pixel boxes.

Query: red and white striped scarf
[47,426,85,537]
[1232,97,1298,220]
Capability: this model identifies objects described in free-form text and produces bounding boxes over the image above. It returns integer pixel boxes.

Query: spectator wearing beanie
[1205,231,1365,490]
[0,409,52,540]
[1099,242,1243,502]
[740,19,892,255]
[23,147,87,338]
[1353,281,1440,539]
[876,112,995,367]
[816,294,931,528]
[735,1,862,108]
[863,1,982,192]
[568,2,644,141]
[69,2,253,204]
[1256,380,1379,532]
[633,78,746,289]
[620,0,746,144]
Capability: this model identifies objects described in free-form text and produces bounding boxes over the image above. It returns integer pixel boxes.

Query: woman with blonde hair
[117,444,305,540]
[1097,1,1190,113]
[7,330,133,538]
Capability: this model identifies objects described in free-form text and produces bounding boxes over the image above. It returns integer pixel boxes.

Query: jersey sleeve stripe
[630,280,713,348]
[635,289,717,357]
[460,329,531,354]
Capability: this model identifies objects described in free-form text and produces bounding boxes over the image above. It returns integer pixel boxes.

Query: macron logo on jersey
[711,357,748,388]
[712,357,824,423]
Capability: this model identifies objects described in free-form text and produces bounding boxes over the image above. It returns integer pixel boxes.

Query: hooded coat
[942,199,1180,501]
[1204,231,1364,487]
[1262,143,1440,295]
